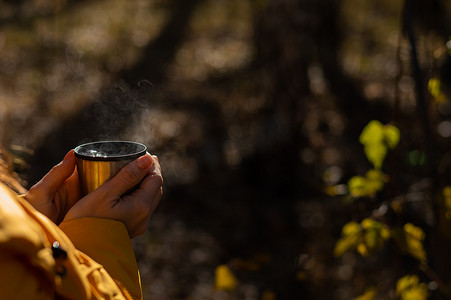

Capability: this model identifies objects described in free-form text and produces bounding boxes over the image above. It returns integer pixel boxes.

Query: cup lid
[74,141,147,161]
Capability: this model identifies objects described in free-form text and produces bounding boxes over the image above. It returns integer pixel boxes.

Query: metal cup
[74,141,147,197]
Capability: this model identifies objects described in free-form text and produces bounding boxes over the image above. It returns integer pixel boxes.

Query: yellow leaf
[364,143,387,170]
[348,176,368,197]
[361,218,378,229]
[428,78,441,97]
[335,219,390,257]
[359,120,400,169]
[380,226,390,239]
[365,172,386,194]
[404,223,425,241]
[402,286,428,300]
[396,275,428,300]
[215,265,238,290]
[406,239,427,262]
[334,222,362,257]
[334,234,360,257]
[428,78,447,103]
[357,243,369,257]
[365,228,379,250]
[361,218,390,252]
[365,169,386,181]
[443,186,451,211]
[396,275,418,295]
[348,170,387,198]
[443,186,451,198]
[384,125,400,149]
[365,181,383,196]
[403,223,427,262]
[359,120,385,146]
[356,287,376,300]
[342,221,361,235]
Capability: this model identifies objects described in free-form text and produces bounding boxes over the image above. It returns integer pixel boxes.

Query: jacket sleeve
[59,217,142,300]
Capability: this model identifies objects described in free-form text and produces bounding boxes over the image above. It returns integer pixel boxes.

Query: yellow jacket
[0,182,142,300]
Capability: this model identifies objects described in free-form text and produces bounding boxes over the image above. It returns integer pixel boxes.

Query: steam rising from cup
[74,141,147,197]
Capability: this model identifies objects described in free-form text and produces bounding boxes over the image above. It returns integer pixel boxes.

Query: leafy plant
[333,120,432,299]
[334,218,390,257]
[345,120,399,198]
[348,169,388,198]
[359,120,400,170]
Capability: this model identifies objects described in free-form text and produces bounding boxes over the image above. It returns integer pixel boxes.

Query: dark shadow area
[120,0,205,85]
[25,0,205,185]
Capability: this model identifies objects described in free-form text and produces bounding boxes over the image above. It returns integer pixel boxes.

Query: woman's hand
[24,150,80,224]
[63,153,163,238]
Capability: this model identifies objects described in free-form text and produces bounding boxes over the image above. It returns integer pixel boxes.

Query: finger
[131,155,163,201]
[63,168,81,208]
[124,182,163,238]
[121,156,162,212]
[149,155,162,178]
[32,150,76,196]
[127,167,163,217]
[99,154,153,197]
[139,171,163,199]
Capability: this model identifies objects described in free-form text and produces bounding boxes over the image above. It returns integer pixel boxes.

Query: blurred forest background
[1,0,451,299]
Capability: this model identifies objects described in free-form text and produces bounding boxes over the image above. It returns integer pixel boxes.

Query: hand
[24,150,80,224]
[63,153,163,238]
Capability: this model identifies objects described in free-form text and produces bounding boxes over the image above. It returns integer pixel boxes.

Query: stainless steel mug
[74,141,147,197]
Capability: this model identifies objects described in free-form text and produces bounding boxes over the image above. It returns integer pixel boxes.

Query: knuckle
[153,173,164,187]
[120,167,140,185]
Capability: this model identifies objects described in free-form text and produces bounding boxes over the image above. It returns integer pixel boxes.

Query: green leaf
[408,149,427,166]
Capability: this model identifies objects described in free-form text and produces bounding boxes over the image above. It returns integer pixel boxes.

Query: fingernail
[137,155,152,169]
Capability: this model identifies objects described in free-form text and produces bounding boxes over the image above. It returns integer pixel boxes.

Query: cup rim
[74,141,147,161]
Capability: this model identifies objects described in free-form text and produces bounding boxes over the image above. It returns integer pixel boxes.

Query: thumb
[32,150,76,196]
[98,154,153,198]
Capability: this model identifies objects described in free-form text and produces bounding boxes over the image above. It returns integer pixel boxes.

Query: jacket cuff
[59,217,142,300]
